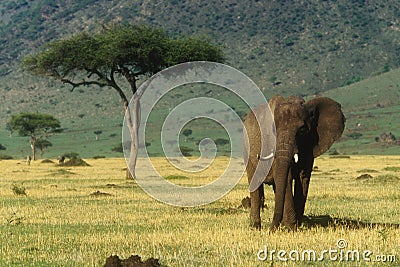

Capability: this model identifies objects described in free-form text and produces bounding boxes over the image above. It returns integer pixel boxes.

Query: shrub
[180,146,194,157]
[342,76,362,86]
[63,152,80,159]
[111,143,123,153]
[12,184,26,196]
[164,175,189,180]
[347,132,363,139]
[0,154,13,160]
[215,138,230,146]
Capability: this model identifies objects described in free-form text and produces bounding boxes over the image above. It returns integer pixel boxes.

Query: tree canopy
[9,113,62,160]
[22,24,224,106]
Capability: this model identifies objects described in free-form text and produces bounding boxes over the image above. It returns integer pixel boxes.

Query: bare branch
[60,78,108,92]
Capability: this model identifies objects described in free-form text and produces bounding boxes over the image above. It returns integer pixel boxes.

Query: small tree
[9,113,62,160]
[182,128,193,142]
[182,129,193,137]
[94,130,102,141]
[35,139,53,158]
[22,24,224,178]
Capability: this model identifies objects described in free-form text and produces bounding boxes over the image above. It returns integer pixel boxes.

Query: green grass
[383,166,400,172]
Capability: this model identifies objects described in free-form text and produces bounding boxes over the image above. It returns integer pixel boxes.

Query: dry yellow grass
[0,156,399,266]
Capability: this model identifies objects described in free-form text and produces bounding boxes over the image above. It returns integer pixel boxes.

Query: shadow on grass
[303,215,400,229]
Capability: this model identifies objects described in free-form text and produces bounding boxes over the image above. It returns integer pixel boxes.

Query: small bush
[12,184,26,196]
[6,212,25,225]
[0,154,13,160]
[111,143,123,153]
[383,166,400,172]
[164,175,189,180]
[180,146,194,157]
[215,138,230,146]
[342,76,362,86]
[375,174,399,183]
[63,152,80,159]
[347,132,363,140]
[357,169,379,173]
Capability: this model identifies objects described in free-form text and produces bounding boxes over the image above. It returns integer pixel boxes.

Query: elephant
[243,94,345,230]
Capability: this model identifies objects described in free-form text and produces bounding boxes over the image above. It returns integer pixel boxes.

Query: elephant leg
[294,158,313,224]
[282,171,297,229]
[294,174,307,224]
[250,184,264,229]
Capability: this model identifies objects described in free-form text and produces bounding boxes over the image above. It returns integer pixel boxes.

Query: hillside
[1,0,400,93]
[322,68,400,155]
[0,0,400,158]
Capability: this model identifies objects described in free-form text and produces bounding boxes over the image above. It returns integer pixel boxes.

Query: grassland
[0,156,399,266]
[2,66,400,160]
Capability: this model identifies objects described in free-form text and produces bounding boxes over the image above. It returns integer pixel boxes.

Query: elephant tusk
[257,153,274,161]
[294,153,299,163]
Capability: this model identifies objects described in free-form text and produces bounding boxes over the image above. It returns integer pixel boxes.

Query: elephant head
[243,94,345,230]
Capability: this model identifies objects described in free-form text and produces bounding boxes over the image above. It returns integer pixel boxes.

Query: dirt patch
[41,159,55,164]
[90,191,113,197]
[59,158,90,167]
[356,174,373,180]
[103,255,165,267]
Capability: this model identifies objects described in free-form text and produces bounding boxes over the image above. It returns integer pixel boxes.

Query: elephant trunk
[270,133,295,230]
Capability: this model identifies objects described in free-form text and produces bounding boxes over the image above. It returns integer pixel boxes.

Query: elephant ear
[305,97,345,157]
[244,100,277,193]
[269,94,285,117]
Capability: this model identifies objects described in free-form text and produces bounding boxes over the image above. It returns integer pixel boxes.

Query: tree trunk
[125,93,140,179]
[30,139,37,161]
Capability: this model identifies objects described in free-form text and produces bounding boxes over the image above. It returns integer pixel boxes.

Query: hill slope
[1,0,400,93]
[322,68,400,155]
[0,0,400,158]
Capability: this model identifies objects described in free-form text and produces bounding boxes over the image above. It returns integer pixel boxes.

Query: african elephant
[243,94,345,230]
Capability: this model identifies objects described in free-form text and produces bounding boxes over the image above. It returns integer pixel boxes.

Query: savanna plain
[0,156,399,266]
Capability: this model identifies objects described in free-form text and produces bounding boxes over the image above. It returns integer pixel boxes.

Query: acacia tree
[9,113,62,160]
[22,24,224,178]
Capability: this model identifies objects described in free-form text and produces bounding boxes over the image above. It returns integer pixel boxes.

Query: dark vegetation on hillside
[0,0,400,157]
[1,0,399,94]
